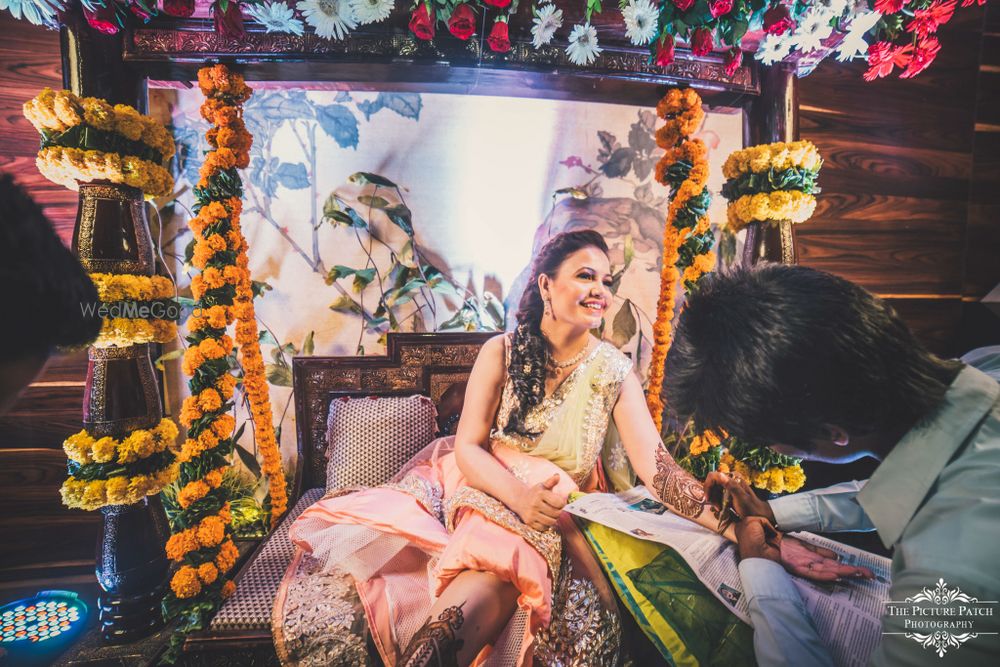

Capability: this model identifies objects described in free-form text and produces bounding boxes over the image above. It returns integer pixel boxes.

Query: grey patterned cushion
[325,395,438,489]
[209,488,324,632]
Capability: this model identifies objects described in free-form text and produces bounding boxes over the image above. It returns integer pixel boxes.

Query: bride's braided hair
[506,229,609,435]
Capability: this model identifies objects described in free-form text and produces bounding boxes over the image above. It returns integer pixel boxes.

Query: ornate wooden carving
[125,19,758,96]
[291,332,493,498]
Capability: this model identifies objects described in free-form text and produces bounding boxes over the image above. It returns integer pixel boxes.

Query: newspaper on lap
[565,486,891,667]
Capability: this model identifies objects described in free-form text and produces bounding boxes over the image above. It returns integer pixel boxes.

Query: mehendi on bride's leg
[651,446,708,518]
[399,604,466,667]
[401,569,519,666]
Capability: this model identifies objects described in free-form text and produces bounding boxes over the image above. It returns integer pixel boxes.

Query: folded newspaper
[566,486,892,667]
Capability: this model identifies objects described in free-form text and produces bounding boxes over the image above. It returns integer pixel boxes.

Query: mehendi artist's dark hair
[0,174,100,361]
[662,263,961,450]
[506,230,609,435]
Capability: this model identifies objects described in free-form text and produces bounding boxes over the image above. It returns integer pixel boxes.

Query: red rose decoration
[448,3,476,41]
[409,3,436,41]
[874,0,905,13]
[762,5,795,36]
[484,0,513,7]
[83,4,120,34]
[672,0,696,10]
[723,47,742,77]
[900,35,941,79]
[708,0,734,18]
[487,20,511,53]
[690,27,714,56]
[212,0,246,40]
[162,0,196,18]
[655,33,676,68]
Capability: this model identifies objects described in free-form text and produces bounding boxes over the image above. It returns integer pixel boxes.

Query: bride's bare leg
[400,569,520,667]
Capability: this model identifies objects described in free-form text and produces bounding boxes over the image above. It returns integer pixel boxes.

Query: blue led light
[0,591,87,665]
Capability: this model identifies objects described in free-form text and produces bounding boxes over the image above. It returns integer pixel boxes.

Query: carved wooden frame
[291,332,494,499]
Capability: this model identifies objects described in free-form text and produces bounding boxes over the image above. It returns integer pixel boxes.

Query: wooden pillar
[59,6,168,644]
[742,62,799,265]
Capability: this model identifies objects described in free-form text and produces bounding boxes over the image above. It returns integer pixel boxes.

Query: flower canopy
[3,0,985,80]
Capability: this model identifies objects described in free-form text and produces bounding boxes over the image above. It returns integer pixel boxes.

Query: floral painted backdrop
[150,86,742,478]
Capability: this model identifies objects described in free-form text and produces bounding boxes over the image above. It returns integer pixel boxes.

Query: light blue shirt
[738,356,1000,666]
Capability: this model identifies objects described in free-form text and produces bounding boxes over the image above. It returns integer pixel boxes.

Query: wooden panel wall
[797,4,1000,356]
[0,7,997,575]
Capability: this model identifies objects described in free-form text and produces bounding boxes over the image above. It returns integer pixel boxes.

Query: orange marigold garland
[646,89,716,430]
[162,64,284,661]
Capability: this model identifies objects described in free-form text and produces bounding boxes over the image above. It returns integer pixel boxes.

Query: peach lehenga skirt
[283,436,622,667]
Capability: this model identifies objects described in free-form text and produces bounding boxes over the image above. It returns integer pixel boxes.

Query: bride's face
[539,246,613,330]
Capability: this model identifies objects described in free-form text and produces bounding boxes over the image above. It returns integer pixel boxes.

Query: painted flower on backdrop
[349,0,393,25]
[531,3,562,49]
[0,0,64,25]
[245,1,305,34]
[297,0,357,40]
[622,0,658,47]
[566,22,602,66]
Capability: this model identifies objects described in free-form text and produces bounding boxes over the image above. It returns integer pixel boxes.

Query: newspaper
[565,486,892,667]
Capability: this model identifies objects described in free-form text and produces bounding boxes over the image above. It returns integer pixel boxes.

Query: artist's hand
[704,471,776,524]
[734,516,783,562]
[779,535,876,582]
[513,474,565,532]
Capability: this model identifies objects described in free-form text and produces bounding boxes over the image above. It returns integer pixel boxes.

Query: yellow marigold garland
[88,273,178,348]
[646,88,716,430]
[60,419,180,511]
[725,191,818,234]
[23,88,176,159]
[721,140,823,235]
[24,88,175,197]
[35,146,173,198]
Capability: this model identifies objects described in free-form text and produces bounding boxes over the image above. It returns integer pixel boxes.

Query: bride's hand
[513,474,565,532]
[779,534,876,582]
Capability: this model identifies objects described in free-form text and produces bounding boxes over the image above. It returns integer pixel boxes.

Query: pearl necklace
[547,341,590,371]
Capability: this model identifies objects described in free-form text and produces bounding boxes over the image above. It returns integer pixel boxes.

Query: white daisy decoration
[755,33,792,65]
[790,9,835,53]
[565,23,602,66]
[245,1,305,35]
[531,3,563,49]
[0,0,64,26]
[349,0,393,25]
[622,0,658,46]
[836,9,881,61]
[296,0,357,41]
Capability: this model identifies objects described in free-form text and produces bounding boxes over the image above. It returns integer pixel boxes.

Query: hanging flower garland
[161,64,278,658]
[721,140,822,235]
[645,87,715,430]
[60,419,180,511]
[196,65,288,526]
[678,430,806,495]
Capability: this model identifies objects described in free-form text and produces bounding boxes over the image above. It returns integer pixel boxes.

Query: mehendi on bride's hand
[651,446,707,518]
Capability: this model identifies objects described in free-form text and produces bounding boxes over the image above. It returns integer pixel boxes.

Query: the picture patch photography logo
[885,578,997,658]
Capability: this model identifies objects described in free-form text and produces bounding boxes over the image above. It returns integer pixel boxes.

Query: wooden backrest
[291,332,495,499]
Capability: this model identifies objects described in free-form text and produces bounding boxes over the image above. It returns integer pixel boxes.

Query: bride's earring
[543,297,553,318]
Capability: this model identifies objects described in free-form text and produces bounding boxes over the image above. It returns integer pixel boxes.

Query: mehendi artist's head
[0,174,100,414]
[662,263,961,462]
